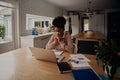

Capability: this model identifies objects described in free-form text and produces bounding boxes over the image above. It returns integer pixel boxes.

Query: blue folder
[98,74,109,80]
[72,68,102,80]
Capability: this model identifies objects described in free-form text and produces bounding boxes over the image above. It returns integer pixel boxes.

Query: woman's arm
[65,32,74,53]
[59,31,74,53]
[45,35,57,49]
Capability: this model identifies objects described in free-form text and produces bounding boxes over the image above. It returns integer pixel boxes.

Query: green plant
[95,39,120,80]
[0,24,5,39]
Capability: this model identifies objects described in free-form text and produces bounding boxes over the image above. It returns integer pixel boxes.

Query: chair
[77,40,99,55]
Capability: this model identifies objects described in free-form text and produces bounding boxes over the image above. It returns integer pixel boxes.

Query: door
[107,11,120,45]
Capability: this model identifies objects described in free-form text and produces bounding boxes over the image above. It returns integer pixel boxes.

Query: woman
[46,16,73,53]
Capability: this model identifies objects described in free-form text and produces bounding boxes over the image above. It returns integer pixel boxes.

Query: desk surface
[0,48,106,80]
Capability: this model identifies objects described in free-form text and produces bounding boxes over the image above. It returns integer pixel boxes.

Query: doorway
[107,11,120,46]
[81,17,90,31]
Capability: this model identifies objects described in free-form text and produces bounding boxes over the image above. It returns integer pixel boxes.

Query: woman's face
[54,27,64,38]
[54,27,64,34]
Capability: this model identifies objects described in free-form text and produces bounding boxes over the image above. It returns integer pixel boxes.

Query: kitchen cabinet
[20,32,53,48]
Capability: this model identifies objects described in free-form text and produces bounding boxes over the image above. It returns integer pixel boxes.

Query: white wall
[19,0,66,35]
[89,14,105,35]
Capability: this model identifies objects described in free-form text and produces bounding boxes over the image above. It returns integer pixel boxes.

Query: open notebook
[29,47,64,63]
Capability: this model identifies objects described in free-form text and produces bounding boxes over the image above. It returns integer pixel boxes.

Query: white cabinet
[20,33,53,48]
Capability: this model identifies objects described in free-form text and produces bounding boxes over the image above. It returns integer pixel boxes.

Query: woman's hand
[52,32,61,46]
[54,32,62,41]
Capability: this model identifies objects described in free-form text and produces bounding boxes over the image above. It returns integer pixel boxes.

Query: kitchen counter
[20,32,54,48]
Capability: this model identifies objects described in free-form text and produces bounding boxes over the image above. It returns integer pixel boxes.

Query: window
[0,1,13,42]
[26,14,53,30]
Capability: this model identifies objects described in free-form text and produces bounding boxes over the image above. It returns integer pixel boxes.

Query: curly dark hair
[52,16,66,30]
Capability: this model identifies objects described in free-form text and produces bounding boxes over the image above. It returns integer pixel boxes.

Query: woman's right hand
[54,32,62,41]
[53,32,60,45]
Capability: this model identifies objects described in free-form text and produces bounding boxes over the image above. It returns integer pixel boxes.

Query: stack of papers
[52,49,64,62]
[56,55,64,62]
[69,54,91,69]
[70,54,90,62]
[52,49,63,56]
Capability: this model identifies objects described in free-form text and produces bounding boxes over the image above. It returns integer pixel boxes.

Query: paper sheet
[69,54,90,62]
[56,55,64,62]
[52,49,63,56]
[71,61,90,68]
[69,54,91,68]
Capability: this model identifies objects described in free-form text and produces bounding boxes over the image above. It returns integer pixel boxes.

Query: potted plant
[95,39,120,80]
[0,24,5,39]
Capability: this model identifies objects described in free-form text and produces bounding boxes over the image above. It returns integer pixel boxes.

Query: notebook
[29,47,57,63]
[57,62,72,73]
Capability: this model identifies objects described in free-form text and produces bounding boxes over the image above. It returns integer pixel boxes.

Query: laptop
[29,47,57,63]
[29,47,71,73]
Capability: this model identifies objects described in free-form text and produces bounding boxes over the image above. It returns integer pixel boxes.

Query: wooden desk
[0,48,106,80]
